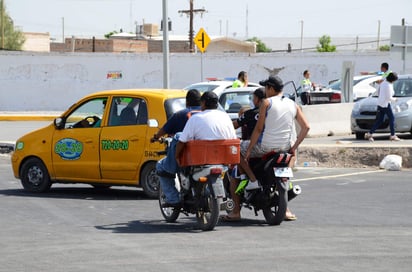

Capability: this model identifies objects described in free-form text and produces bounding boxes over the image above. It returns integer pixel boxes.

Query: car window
[164,97,186,119]
[108,97,148,126]
[394,79,412,97]
[219,92,253,113]
[184,84,220,93]
[65,97,107,129]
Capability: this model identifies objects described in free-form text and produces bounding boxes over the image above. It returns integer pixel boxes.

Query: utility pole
[178,0,206,52]
[245,5,249,40]
[162,0,170,88]
[1,0,4,50]
[377,20,381,50]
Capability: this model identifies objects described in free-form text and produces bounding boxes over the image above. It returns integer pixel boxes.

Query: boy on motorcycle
[236,76,310,203]
[222,87,265,221]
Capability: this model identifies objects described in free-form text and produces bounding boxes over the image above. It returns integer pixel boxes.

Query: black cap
[259,76,284,91]
[201,91,219,109]
[253,87,265,99]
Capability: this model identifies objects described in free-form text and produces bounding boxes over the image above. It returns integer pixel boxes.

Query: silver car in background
[351,75,412,139]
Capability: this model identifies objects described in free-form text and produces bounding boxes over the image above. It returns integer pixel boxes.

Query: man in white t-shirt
[175,91,237,163]
[236,75,310,193]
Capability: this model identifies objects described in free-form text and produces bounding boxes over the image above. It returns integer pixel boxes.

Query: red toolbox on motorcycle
[179,139,240,166]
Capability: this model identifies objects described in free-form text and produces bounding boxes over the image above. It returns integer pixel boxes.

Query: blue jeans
[156,133,181,204]
[369,104,395,136]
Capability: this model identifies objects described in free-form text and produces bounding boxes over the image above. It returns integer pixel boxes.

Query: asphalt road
[1,154,411,272]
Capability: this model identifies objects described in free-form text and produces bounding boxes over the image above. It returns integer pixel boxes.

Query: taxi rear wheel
[140,162,159,199]
[20,158,52,193]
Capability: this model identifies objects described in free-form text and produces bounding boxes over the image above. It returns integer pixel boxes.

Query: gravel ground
[298,146,412,168]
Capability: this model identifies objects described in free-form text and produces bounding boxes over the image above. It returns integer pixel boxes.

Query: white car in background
[325,75,382,101]
[183,78,260,97]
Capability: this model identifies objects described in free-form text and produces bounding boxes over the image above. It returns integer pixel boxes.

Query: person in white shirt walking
[365,72,401,142]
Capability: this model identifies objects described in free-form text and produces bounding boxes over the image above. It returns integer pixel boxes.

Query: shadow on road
[0,186,150,201]
[95,217,268,234]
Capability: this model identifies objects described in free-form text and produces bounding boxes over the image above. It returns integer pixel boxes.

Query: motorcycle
[152,137,235,231]
[223,151,301,225]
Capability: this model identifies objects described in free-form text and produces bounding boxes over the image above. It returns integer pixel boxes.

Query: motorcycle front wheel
[196,184,219,231]
[262,178,288,226]
[158,186,180,223]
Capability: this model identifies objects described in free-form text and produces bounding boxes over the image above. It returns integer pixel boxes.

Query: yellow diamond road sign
[194,28,211,53]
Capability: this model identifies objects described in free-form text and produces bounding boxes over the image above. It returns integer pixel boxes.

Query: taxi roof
[86,89,188,99]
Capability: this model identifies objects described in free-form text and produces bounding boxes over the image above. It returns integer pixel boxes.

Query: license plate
[274,167,293,178]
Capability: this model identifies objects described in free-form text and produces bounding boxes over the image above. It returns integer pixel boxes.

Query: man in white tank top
[236,75,310,192]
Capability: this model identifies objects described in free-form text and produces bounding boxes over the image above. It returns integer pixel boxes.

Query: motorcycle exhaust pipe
[288,185,302,201]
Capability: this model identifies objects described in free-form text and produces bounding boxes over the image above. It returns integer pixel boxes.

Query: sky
[6,0,412,41]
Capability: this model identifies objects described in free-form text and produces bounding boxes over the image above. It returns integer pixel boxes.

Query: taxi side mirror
[54,117,65,129]
[147,119,158,128]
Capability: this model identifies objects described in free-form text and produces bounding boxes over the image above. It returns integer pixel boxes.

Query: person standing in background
[232,71,248,88]
[301,70,315,105]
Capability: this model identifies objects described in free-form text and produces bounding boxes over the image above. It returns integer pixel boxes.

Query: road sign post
[390,25,412,74]
[194,28,211,81]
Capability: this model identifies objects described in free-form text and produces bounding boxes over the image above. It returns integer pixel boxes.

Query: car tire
[355,132,365,140]
[20,158,52,193]
[140,162,159,199]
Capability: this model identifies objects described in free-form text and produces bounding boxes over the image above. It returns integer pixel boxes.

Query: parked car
[325,75,382,101]
[11,89,188,198]
[183,78,260,97]
[218,87,257,120]
[290,83,342,105]
[351,75,412,139]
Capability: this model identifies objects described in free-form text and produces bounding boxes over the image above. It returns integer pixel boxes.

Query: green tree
[379,44,390,51]
[0,1,25,50]
[104,30,118,39]
[316,35,336,52]
[247,37,271,53]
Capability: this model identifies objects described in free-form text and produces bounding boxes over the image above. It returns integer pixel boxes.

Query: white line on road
[293,169,386,182]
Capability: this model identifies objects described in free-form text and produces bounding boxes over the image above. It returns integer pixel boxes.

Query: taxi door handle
[85,139,93,143]
[130,136,139,142]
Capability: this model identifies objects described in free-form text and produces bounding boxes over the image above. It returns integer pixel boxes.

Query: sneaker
[235,179,248,195]
[245,180,261,191]
[364,132,374,142]
[389,135,402,141]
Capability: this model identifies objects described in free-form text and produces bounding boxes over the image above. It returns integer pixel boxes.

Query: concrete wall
[22,32,50,52]
[207,38,256,53]
[301,103,354,137]
[51,38,148,53]
[0,51,409,113]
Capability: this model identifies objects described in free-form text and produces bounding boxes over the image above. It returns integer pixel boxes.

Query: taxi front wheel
[20,158,52,193]
[140,162,159,199]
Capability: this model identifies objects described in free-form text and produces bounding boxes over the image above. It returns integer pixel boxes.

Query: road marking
[293,169,386,182]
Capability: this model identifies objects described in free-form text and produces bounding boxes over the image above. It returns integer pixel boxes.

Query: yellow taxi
[11,89,188,198]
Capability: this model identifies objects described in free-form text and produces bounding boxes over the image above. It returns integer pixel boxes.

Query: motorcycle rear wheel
[158,186,180,223]
[196,184,219,231]
[262,179,288,226]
